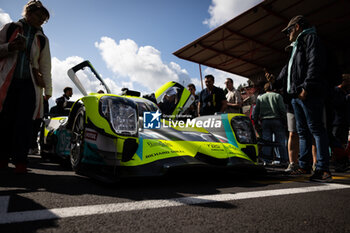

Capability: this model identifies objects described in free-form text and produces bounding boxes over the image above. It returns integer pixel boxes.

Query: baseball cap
[281,15,309,33]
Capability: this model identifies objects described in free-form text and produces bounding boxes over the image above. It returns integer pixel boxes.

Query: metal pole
[199,64,203,90]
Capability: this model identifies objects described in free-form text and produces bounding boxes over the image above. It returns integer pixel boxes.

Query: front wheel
[70,107,85,173]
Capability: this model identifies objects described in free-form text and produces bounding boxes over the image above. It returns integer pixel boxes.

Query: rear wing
[67,60,111,96]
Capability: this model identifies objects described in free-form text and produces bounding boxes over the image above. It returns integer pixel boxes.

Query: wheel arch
[66,100,84,130]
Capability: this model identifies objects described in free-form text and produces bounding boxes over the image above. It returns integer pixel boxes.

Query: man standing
[330,74,350,171]
[225,78,242,113]
[332,74,350,148]
[56,87,73,115]
[186,83,199,118]
[272,15,331,182]
[198,75,227,116]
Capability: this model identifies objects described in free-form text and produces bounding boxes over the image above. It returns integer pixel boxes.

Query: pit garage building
[173,0,350,85]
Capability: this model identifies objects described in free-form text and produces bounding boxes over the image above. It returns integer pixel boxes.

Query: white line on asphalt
[0,183,349,224]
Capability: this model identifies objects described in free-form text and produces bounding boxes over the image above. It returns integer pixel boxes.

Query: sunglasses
[286,25,295,35]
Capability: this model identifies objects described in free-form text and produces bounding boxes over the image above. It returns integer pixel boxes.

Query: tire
[70,106,85,172]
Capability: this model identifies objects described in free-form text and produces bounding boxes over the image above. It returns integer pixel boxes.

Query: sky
[0,0,262,105]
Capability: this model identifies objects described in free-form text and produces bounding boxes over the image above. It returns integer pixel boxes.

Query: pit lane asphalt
[0,154,349,233]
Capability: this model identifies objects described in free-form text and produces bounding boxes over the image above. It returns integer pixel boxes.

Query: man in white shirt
[225,78,242,113]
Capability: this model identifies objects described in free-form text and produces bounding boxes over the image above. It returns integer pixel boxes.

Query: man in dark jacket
[198,75,227,116]
[55,87,73,116]
[332,74,350,147]
[271,15,331,182]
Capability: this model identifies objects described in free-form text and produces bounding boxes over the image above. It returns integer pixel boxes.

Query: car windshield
[157,86,183,115]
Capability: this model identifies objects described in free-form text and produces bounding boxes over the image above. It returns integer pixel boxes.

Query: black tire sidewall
[70,107,85,171]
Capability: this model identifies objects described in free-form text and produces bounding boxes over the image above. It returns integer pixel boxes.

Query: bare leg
[288,132,299,163]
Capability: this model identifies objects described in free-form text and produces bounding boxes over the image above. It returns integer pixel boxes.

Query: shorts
[287,112,297,132]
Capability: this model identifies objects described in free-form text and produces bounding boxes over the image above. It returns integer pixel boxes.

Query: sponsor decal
[85,130,98,141]
[57,131,71,153]
[146,141,168,148]
[145,150,185,159]
[143,111,222,129]
[144,110,161,129]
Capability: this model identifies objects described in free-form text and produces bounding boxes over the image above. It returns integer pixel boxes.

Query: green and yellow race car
[40,61,261,178]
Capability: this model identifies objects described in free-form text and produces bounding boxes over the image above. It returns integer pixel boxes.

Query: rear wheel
[70,107,85,172]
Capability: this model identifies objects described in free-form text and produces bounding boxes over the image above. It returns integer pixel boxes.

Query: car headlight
[231,116,256,144]
[100,96,138,136]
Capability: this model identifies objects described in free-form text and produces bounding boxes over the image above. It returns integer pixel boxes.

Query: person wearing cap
[268,15,331,182]
[198,74,227,116]
[0,0,52,174]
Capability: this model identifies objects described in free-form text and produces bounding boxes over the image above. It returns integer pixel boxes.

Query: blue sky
[0,0,262,103]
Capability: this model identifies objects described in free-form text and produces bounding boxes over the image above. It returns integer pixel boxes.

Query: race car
[40,60,261,178]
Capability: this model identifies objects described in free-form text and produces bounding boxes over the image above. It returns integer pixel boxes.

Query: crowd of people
[0,1,349,182]
[185,71,349,183]
[186,15,350,183]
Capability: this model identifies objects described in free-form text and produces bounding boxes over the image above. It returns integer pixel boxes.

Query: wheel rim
[71,111,84,167]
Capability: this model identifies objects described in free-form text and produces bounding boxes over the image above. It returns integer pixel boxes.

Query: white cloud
[203,0,262,29]
[51,56,84,102]
[0,9,12,27]
[95,37,192,93]
[203,67,248,90]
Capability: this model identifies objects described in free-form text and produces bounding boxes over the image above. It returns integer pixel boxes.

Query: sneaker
[14,163,27,174]
[309,170,333,183]
[290,168,311,175]
[312,163,317,172]
[271,160,280,165]
[285,162,299,173]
